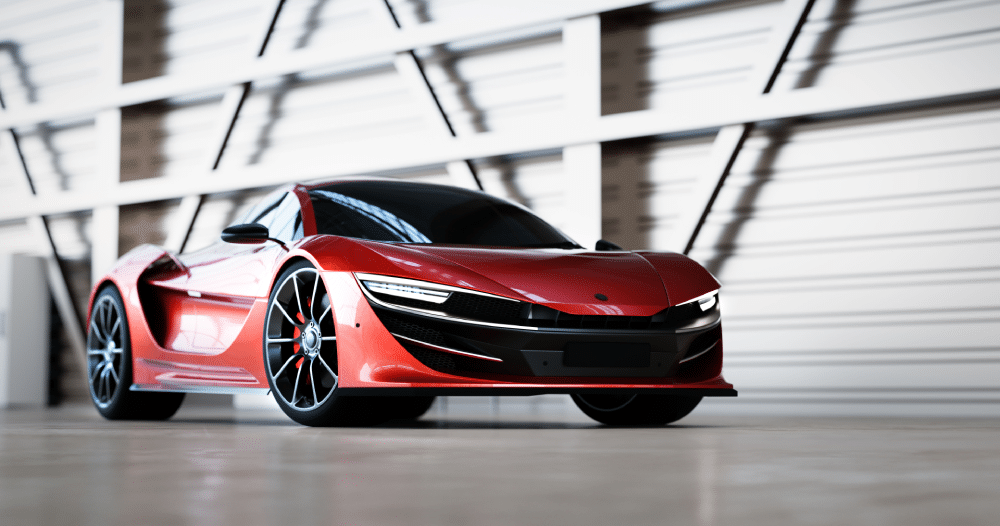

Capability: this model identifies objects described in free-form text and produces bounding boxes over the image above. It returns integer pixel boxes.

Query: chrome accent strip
[390,332,503,362]
[679,340,718,364]
[353,274,539,331]
[130,384,270,395]
[187,290,202,298]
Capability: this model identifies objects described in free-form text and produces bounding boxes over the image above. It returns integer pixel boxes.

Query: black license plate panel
[563,342,651,368]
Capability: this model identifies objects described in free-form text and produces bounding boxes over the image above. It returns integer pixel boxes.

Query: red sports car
[86,179,734,426]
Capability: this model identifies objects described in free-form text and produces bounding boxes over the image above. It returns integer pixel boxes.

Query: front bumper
[369,302,726,386]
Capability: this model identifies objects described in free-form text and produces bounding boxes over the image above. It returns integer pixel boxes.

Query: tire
[571,392,701,426]
[263,261,387,426]
[384,396,436,421]
[87,286,184,420]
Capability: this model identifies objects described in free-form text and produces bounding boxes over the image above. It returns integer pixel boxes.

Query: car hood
[305,238,718,316]
[406,245,671,316]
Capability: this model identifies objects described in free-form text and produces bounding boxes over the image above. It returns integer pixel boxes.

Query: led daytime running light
[361,279,451,304]
[678,290,719,312]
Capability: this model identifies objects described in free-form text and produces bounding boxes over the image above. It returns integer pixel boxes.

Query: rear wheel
[571,392,701,426]
[87,286,184,420]
[264,261,386,426]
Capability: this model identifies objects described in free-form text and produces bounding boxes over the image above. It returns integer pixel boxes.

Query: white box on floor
[0,254,50,408]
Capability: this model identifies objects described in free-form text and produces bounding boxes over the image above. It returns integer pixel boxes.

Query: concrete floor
[2,402,999,526]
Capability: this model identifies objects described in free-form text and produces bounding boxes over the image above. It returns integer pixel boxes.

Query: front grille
[378,313,448,347]
[444,292,522,323]
[403,343,504,375]
[522,304,669,330]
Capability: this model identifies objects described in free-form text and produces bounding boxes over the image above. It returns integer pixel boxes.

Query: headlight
[355,273,451,304]
[678,290,718,312]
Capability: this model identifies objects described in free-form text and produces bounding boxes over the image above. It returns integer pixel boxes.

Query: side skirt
[131,384,270,396]
[337,387,737,397]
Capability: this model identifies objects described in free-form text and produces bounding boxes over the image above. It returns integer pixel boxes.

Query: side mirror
[595,239,623,251]
[221,223,270,244]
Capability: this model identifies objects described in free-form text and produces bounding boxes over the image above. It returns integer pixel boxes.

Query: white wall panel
[410,24,565,136]
[119,95,224,181]
[602,0,781,115]
[218,66,427,170]
[0,220,41,256]
[265,0,385,54]
[13,119,98,195]
[771,0,1000,92]
[602,135,716,249]
[686,100,1000,412]
[0,0,102,107]
[153,0,263,79]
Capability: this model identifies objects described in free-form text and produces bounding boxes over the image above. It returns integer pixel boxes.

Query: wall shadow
[699,0,856,277]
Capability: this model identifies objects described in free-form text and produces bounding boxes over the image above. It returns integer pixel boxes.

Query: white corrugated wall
[603,0,1000,415]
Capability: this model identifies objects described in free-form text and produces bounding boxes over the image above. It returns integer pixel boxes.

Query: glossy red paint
[636,251,721,305]
[88,183,732,398]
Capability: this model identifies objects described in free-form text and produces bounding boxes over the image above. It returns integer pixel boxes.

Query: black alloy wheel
[87,286,184,420]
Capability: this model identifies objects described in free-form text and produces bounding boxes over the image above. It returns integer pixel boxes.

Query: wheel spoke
[291,360,304,407]
[100,369,109,401]
[272,353,300,380]
[273,301,298,327]
[90,362,102,384]
[317,355,337,384]
[90,321,106,345]
[309,359,318,407]
[87,349,106,356]
[309,273,319,320]
[108,364,120,384]
[109,318,121,341]
[102,302,113,335]
[293,275,306,320]
[320,336,336,341]
[316,305,331,326]
[267,337,296,344]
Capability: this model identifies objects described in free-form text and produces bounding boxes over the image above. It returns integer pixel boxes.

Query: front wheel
[87,286,184,420]
[571,392,701,426]
[264,261,386,426]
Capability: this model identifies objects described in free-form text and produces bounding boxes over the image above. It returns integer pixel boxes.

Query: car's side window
[233,192,284,227]
[262,193,304,243]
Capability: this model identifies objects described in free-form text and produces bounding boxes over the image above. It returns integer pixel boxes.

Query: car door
[166,191,304,354]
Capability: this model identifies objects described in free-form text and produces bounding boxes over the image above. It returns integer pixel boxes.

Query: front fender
[635,251,721,306]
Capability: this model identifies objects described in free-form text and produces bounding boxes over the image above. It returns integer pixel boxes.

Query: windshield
[308,181,580,248]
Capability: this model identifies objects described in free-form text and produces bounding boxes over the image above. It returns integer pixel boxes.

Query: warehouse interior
[1,0,999,524]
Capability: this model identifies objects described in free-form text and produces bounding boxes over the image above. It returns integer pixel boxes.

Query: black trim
[337,387,737,397]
